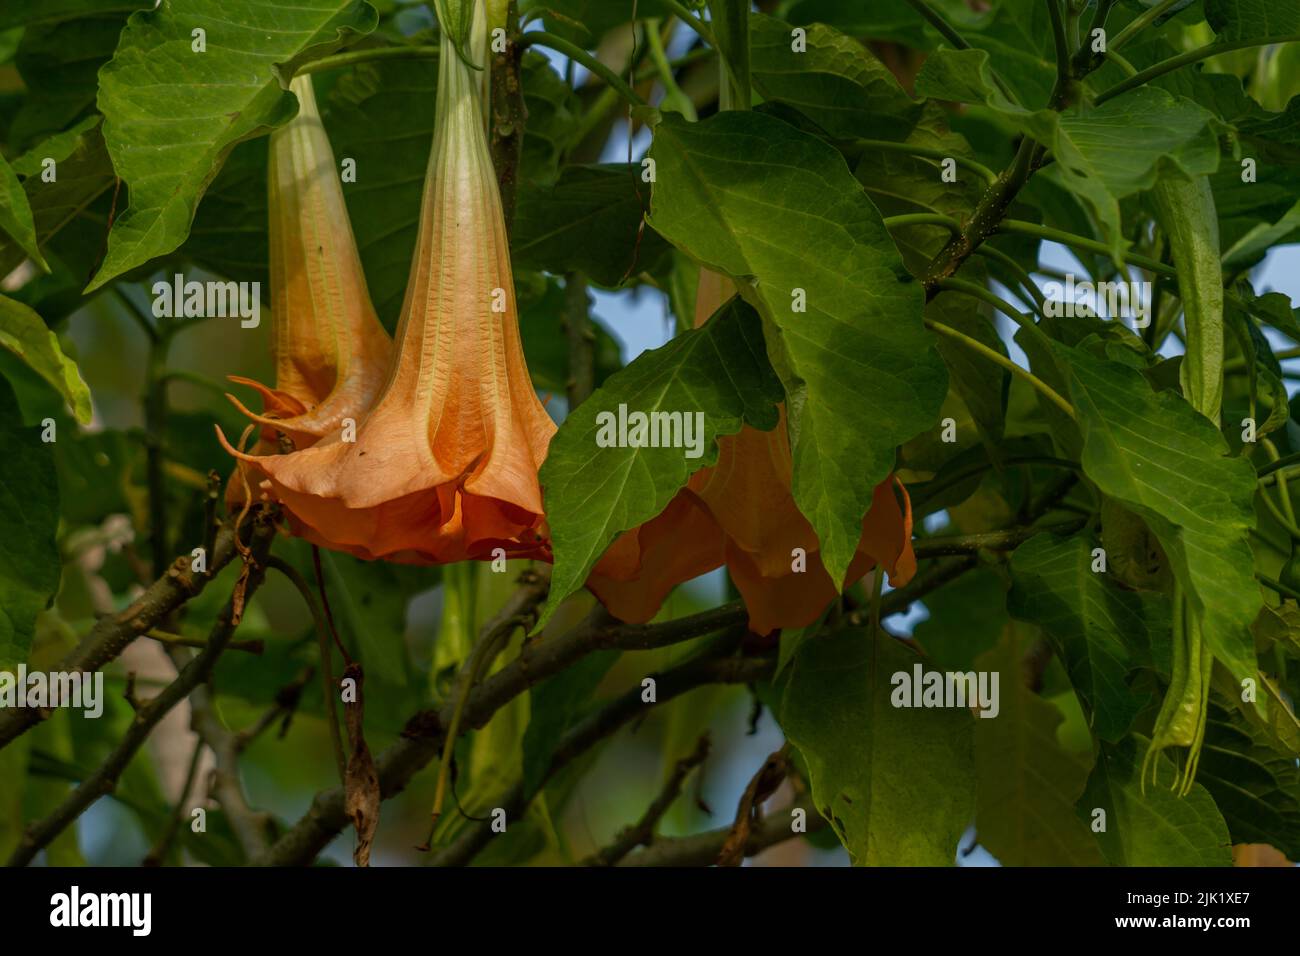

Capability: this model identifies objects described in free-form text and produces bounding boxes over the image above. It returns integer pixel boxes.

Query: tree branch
[252,599,752,866]
[428,648,773,867]
[7,514,277,867]
[618,798,826,866]
[0,518,257,752]
[583,733,711,866]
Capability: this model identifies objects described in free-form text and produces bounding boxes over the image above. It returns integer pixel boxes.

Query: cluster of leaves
[2,0,1300,866]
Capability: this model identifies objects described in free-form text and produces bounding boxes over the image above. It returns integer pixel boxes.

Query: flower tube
[221,18,555,563]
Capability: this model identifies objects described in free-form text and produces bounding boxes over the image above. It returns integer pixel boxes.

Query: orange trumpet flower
[220,30,555,563]
[586,272,916,634]
[227,74,392,453]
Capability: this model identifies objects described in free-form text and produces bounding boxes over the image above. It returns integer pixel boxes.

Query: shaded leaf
[0,379,61,669]
[775,627,975,865]
[1008,532,1165,741]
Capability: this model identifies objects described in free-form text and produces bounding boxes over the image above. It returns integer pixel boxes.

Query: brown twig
[619,798,826,866]
[716,743,791,866]
[584,734,711,866]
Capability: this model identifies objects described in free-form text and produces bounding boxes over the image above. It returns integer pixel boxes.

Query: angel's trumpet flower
[227,74,392,453]
[220,21,555,564]
[586,272,916,634]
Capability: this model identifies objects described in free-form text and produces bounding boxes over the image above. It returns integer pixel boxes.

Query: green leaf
[87,0,379,291]
[647,110,947,586]
[912,566,1008,672]
[6,13,128,153]
[537,298,783,627]
[1205,0,1300,42]
[1080,736,1233,866]
[0,0,147,30]
[0,154,47,272]
[1008,532,1165,741]
[973,626,1104,865]
[0,295,92,425]
[0,119,115,282]
[512,165,670,288]
[1058,344,1261,685]
[775,627,975,865]
[0,379,61,669]
[749,14,922,140]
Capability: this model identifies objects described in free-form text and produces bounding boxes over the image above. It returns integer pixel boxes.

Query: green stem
[972,245,1048,312]
[1097,36,1300,105]
[997,219,1178,276]
[858,140,998,184]
[296,44,441,76]
[519,32,648,106]
[645,18,696,120]
[662,0,713,45]
[1264,437,1298,529]
[1258,573,1300,602]
[883,212,960,231]
[924,317,1078,421]
[1109,0,1183,51]
[936,275,1039,337]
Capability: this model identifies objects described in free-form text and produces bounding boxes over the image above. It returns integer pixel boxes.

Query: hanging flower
[586,272,916,634]
[220,23,555,563]
[226,74,392,454]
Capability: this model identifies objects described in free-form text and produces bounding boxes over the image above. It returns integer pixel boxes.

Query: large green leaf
[0,295,92,425]
[647,110,947,586]
[775,627,975,865]
[521,650,617,795]
[0,379,61,669]
[512,165,670,288]
[537,298,784,626]
[973,627,1104,865]
[87,0,379,291]
[1079,736,1233,866]
[1008,532,1165,742]
[748,13,921,141]
[1205,0,1300,41]
[1058,344,1260,685]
